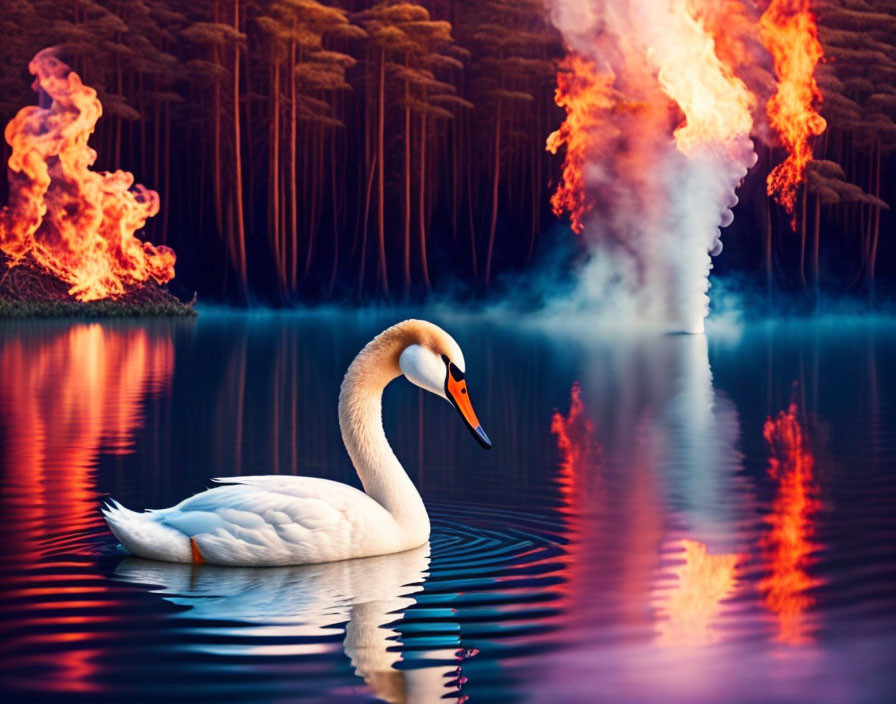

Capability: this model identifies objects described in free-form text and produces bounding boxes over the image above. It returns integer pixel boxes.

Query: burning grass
[0,254,195,318]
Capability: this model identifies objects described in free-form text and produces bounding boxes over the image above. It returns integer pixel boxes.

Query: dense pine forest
[0,0,894,305]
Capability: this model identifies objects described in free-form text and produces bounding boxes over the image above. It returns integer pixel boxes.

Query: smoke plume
[547,0,760,333]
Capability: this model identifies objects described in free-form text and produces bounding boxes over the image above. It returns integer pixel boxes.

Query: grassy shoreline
[0,255,196,318]
[0,297,196,318]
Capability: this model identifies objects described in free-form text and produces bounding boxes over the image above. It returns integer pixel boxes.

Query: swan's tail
[102,499,192,563]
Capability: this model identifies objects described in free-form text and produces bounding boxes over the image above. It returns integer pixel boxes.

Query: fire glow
[0,49,175,301]
[546,0,826,331]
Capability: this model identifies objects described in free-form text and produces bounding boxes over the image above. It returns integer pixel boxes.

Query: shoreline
[0,255,195,318]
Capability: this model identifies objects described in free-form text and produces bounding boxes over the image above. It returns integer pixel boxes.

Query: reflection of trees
[760,401,820,645]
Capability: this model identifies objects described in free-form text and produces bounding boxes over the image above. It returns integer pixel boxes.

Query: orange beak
[443,357,492,450]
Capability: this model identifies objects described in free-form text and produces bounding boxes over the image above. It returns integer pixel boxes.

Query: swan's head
[397,321,491,450]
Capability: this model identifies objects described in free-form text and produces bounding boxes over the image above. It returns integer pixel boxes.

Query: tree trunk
[466,110,478,277]
[114,50,122,167]
[485,95,503,287]
[162,102,171,244]
[270,56,283,288]
[764,146,773,298]
[289,37,298,290]
[306,124,319,276]
[451,106,459,241]
[528,103,540,261]
[418,109,431,290]
[329,135,339,297]
[213,2,223,244]
[376,48,389,295]
[799,184,807,288]
[359,154,376,295]
[153,101,161,213]
[358,52,374,296]
[765,189,773,298]
[868,140,882,300]
[233,0,248,297]
[812,193,820,300]
[403,73,411,295]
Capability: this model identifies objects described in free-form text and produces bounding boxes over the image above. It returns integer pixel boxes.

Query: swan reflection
[113,545,463,702]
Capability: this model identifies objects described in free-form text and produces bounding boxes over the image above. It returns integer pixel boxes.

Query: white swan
[103,319,491,566]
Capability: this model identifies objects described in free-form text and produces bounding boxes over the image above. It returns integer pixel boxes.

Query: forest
[0,0,894,305]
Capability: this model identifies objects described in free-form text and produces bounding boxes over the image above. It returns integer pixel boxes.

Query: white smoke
[548,0,758,333]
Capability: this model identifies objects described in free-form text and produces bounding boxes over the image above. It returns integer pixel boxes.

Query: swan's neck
[338,332,428,531]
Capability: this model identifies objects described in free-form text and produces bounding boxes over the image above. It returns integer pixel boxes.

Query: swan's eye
[441,354,464,381]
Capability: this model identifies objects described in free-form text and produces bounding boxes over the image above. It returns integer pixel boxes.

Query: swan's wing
[211,475,372,505]
[156,476,392,566]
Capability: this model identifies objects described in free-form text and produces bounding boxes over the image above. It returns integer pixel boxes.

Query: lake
[1,310,895,702]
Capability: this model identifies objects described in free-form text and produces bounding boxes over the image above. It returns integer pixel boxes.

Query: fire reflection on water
[549,336,747,653]
[0,323,174,691]
[760,401,821,645]
[551,382,600,512]
[654,540,740,647]
[549,376,822,654]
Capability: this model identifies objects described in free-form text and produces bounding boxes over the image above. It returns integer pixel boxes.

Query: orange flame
[546,2,755,236]
[546,55,616,235]
[0,49,175,301]
[655,539,740,646]
[760,401,821,645]
[760,0,827,220]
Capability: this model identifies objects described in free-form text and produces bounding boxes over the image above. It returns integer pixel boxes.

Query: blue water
[1,311,895,702]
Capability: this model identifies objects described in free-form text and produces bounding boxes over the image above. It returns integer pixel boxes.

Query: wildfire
[653,0,754,156]
[546,55,616,234]
[0,49,175,301]
[760,0,827,220]
[655,539,740,646]
[760,401,821,645]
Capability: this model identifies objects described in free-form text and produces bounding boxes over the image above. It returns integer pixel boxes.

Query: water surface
[1,311,895,702]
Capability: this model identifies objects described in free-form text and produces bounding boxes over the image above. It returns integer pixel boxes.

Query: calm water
[1,310,895,702]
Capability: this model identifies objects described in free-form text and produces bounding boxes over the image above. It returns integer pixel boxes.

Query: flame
[654,0,754,156]
[760,0,827,220]
[546,55,616,234]
[760,401,821,645]
[0,324,173,690]
[655,539,740,646]
[544,1,757,333]
[0,49,175,301]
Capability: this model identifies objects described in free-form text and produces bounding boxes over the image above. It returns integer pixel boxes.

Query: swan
[102,319,491,567]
